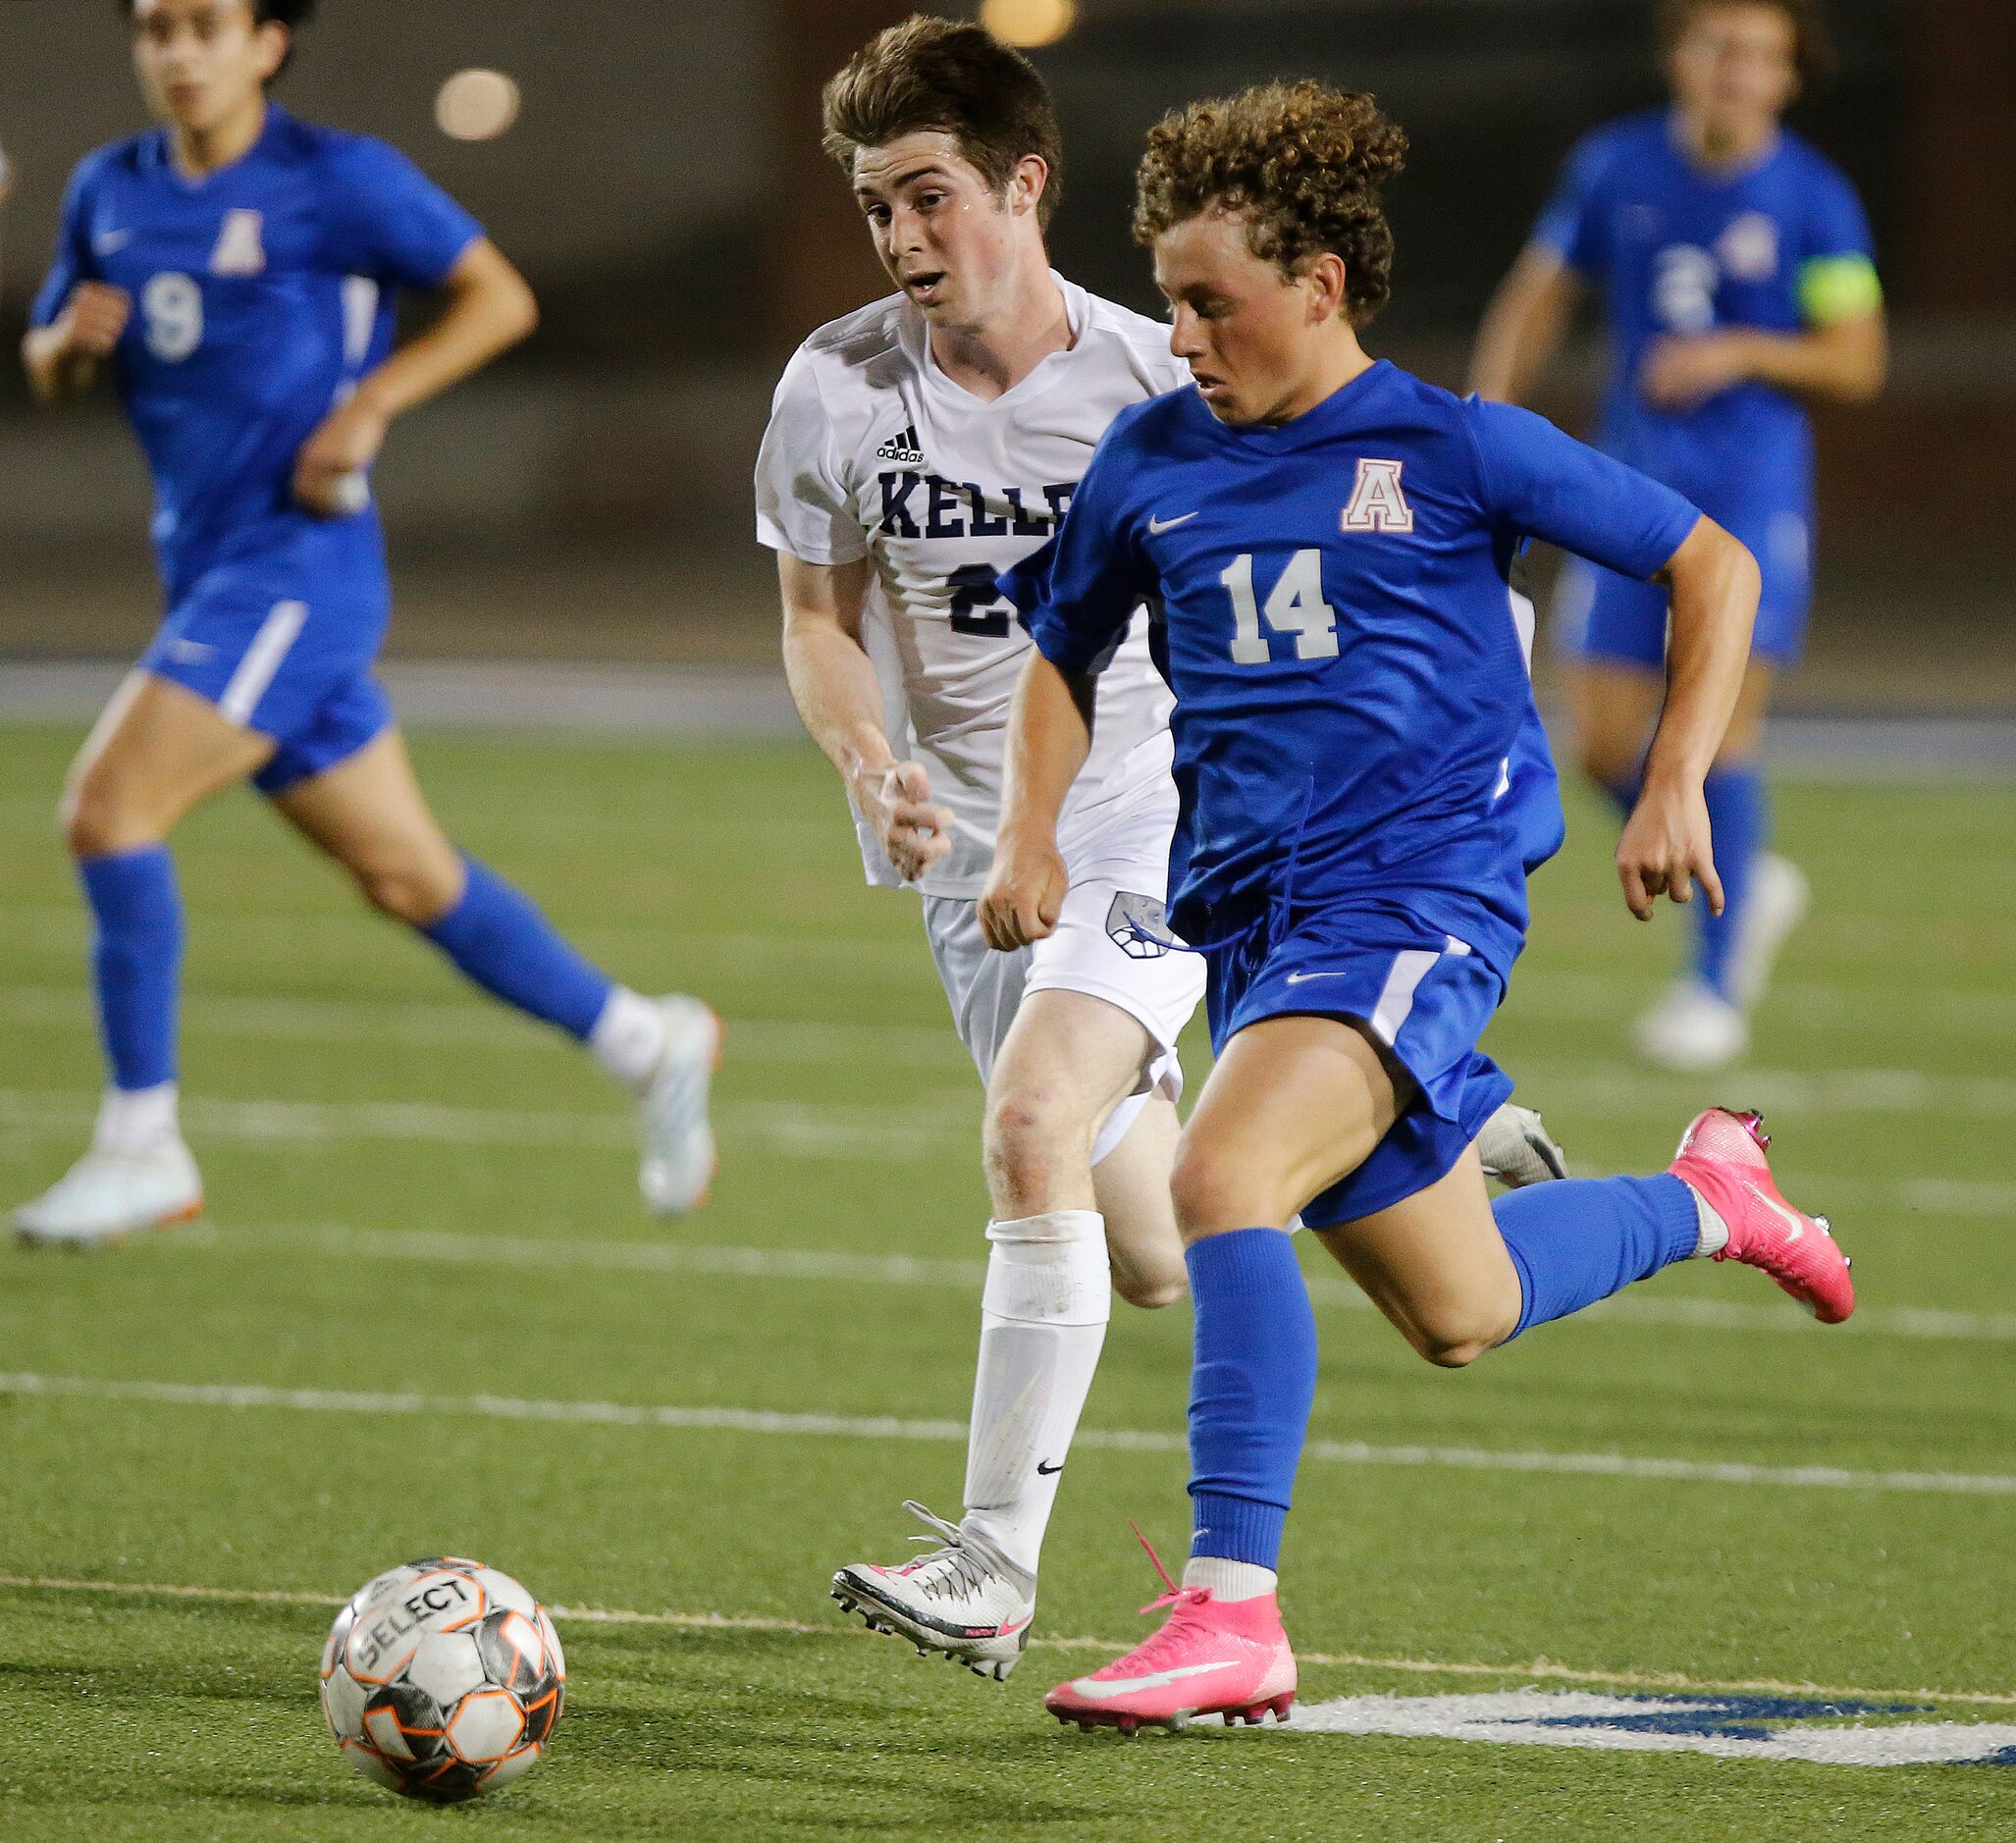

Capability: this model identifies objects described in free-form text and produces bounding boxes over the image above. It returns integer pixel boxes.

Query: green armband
[1798,254,1883,326]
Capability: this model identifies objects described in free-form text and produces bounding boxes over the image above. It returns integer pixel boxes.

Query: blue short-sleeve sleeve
[1530,130,1616,279]
[1466,397,1700,580]
[30,161,99,329]
[321,135,483,290]
[997,425,1152,676]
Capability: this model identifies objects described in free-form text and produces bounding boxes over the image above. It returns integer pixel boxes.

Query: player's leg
[15,673,272,1244]
[1047,1012,1381,1730]
[266,717,718,1216]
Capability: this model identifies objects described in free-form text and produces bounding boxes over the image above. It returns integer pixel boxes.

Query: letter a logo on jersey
[210,209,266,277]
[1341,458,1414,534]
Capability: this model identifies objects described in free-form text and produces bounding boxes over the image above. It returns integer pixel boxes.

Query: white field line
[1508,968,2016,1037]
[1512,1061,2016,1122]
[3,1371,2011,1501]
[0,1089,972,1162]
[1,1571,2008,1711]
[0,985,971,1069]
[164,1221,2016,1345]
[3,906,929,981]
[1,1572,2011,1712]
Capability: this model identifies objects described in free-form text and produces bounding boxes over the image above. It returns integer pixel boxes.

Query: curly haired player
[759,20,1567,1682]
[984,79,1854,1732]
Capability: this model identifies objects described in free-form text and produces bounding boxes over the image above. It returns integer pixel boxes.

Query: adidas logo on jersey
[875,424,927,465]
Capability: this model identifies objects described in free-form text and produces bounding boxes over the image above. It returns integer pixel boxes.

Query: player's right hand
[979,834,1067,951]
[859,761,954,882]
[54,283,133,358]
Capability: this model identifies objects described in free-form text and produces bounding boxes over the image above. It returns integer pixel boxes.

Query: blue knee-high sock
[79,847,184,1091]
[1187,1229,1319,1571]
[1693,764,1766,1002]
[1497,1175,1701,1338]
[421,857,613,1040]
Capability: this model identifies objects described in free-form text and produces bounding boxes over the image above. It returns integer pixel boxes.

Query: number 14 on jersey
[1220,551,1339,663]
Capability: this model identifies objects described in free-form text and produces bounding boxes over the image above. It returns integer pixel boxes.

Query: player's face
[129,0,286,135]
[1668,4,1801,136]
[1154,211,1340,426]
[852,132,1028,327]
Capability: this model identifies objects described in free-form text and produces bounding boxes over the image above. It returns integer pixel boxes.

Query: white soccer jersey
[756,273,1188,898]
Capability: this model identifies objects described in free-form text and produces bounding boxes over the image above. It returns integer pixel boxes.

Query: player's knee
[354,859,458,928]
[60,773,152,859]
[1575,732,1639,792]
[1406,1302,1517,1369]
[983,1084,1086,1209]
[1170,1141,1273,1242]
[1112,1266,1188,1311]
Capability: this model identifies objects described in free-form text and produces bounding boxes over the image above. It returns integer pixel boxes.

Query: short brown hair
[822,15,1064,230]
[1657,0,1836,87]
[1132,80,1408,329]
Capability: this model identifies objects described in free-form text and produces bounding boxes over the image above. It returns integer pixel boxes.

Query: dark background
[0,0,2009,709]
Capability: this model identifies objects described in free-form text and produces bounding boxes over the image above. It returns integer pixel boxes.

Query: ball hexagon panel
[408,1629,490,1708]
[319,1661,368,1741]
[446,1688,527,1765]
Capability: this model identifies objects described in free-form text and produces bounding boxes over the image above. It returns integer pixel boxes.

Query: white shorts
[922,785,1206,1166]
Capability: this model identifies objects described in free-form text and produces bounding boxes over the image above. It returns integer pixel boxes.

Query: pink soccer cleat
[1670,1108,1854,1325]
[1044,1529,1296,1735]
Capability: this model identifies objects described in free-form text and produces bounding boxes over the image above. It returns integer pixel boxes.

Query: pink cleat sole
[1670,1108,1854,1325]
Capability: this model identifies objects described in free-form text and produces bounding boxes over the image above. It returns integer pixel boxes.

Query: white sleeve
[753,346,871,565]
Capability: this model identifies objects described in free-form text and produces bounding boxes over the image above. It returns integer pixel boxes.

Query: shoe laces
[895,1501,999,1604]
[1119,1520,1214,1660]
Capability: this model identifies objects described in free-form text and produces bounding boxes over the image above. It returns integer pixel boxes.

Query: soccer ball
[318,1556,565,1802]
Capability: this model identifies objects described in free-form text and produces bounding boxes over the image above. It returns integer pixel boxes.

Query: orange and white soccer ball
[319,1556,565,1802]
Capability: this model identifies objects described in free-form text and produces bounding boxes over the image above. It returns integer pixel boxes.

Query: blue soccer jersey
[1010,362,1699,975]
[1005,363,1700,1220]
[31,104,480,612]
[31,104,481,789]
[1533,109,1878,664]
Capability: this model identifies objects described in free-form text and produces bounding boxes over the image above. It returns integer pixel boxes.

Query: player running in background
[1470,0,1885,1070]
[984,80,1854,1733]
[15,0,717,1245]
[761,16,1567,1684]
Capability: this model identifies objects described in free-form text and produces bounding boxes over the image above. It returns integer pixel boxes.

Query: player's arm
[1617,515,1761,921]
[978,653,1096,951]
[1641,309,1886,410]
[22,283,131,404]
[1468,243,1586,404]
[1644,247,1888,410]
[777,552,954,883]
[293,238,538,515]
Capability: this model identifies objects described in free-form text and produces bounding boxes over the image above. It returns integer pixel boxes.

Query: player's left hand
[293,395,389,517]
[1617,772,1724,922]
[1639,334,1755,411]
[979,833,1068,951]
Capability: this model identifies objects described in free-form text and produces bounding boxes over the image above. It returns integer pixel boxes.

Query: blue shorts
[1207,906,1514,1227]
[1556,497,1813,671]
[140,567,394,796]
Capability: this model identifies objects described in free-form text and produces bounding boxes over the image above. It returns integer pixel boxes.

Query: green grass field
[2,719,2014,1840]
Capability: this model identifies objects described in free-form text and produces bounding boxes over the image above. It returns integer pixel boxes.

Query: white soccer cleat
[1634,979,1749,1073]
[1731,853,1810,1011]
[14,1141,203,1248]
[638,995,721,1220]
[831,1501,1037,1681]
[1477,1101,1567,1187]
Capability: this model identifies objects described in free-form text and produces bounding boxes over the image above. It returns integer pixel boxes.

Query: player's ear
[251,19,291,85]
[1011,155,1049,221]
[1302,252,1349,324]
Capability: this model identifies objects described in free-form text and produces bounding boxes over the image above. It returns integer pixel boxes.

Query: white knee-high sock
[961,1209,1110,1578]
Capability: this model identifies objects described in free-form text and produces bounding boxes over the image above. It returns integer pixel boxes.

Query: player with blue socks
[1472,0,1886,1069]
[15,0,717,1246]
[982,80,1855,1734]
